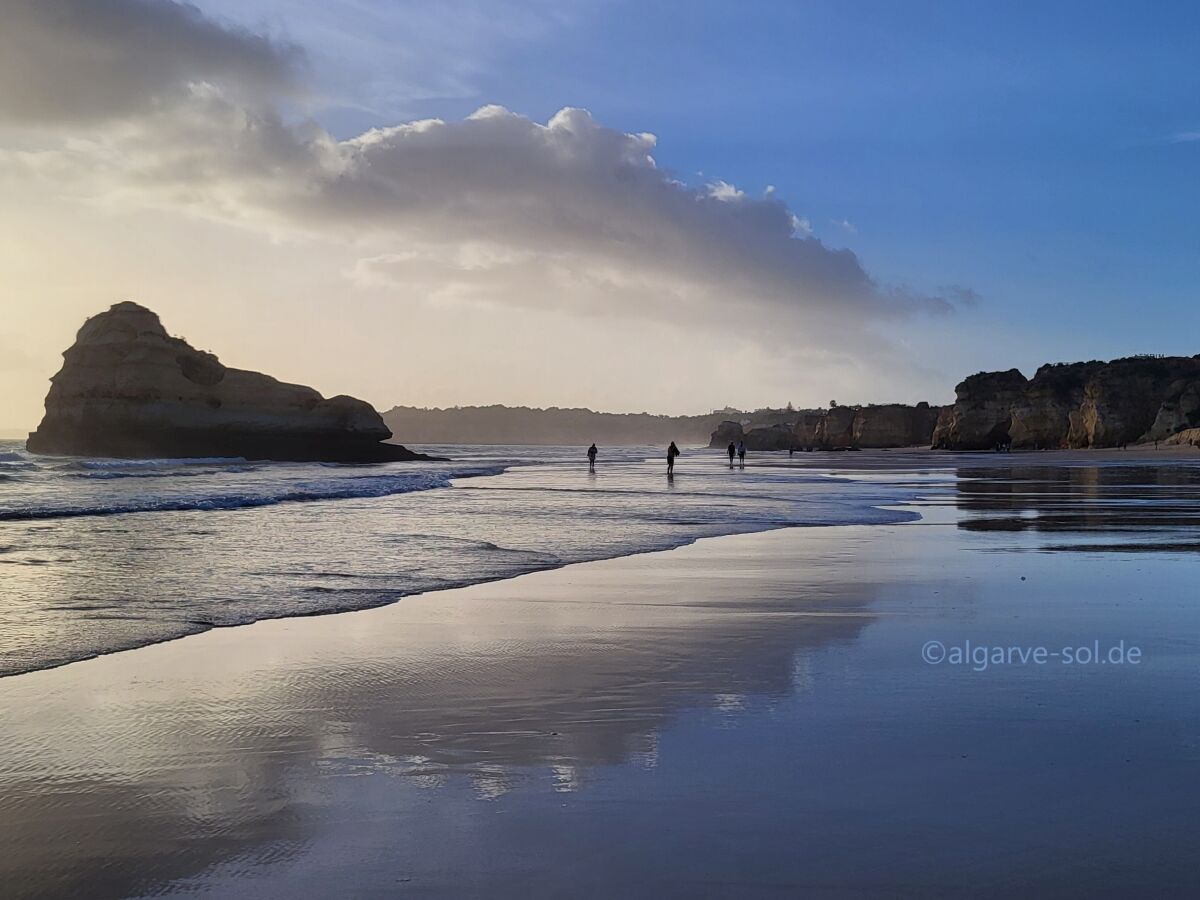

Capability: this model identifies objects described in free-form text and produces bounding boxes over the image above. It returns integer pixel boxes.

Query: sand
[3,456,1200,897]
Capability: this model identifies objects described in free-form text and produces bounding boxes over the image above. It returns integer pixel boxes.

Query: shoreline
[0,446,924,680]
[0,492,923,681]
[0,524,811,683]
[5,444,1198,681]
[4,484,1200,896]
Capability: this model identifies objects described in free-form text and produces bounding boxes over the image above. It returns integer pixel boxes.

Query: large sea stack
[27,302,436,462]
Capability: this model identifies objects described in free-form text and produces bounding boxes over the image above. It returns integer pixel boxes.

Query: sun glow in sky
[3,0,1199,433]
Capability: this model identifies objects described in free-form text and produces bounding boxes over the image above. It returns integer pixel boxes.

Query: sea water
[0,440,922,676]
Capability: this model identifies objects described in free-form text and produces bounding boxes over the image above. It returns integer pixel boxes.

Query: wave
[67,466,261,480]
[71,456,250,469]
[0,451,26,462]
[0,464,506,522]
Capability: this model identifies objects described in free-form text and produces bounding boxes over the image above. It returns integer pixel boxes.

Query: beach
[3,449,1200,897]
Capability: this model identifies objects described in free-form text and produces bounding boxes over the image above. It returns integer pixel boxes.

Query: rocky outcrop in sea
[27,302,435,462]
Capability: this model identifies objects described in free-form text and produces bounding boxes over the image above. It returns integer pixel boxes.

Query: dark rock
[934,356,1200,450]
[708,420,745,448]
[27,302,438,462]
[744,423,794,450]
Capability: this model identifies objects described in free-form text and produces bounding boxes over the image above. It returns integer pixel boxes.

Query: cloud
[706,180,745,201]
[831,218,858,235]
[0,0,960,351]
[0,0,305,126]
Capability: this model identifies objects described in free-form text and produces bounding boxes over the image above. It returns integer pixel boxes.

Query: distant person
[727,441,736,468]
[587,443,598,471]
[737,440,746,468]
[667,441,680,475]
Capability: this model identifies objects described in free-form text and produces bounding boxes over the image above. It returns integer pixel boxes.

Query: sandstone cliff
[708,403,942,451]
[930,369,1029,450]
[709,420,745,447]
[814,406,857,449]
[853,403,941,448]
[933,356,1200,450]
[744,423,795,450]
[28,302,434,462]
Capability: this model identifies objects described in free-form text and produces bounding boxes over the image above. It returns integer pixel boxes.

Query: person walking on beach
[587,443,598,472]
[667,441,680,475]
[727,441,736,468]
[737,440,746,469]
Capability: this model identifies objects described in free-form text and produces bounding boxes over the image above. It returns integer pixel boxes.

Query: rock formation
[1166,427,1200,447]
[791,411,825,448]
[929,369,1028,450]
[28,302,435,462]
[744,423,794,450]
[708,420,745,448]
[708,403,942,451]
[853,403,941,448]
[814,406,857,449]
[1008,362,1103,450]
[933,356,1200,450]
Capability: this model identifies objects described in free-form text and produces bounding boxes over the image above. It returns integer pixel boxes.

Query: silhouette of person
[667,441,680,475]
[727,441,736,468]
[737,440,746,469]
[587,443,598,471]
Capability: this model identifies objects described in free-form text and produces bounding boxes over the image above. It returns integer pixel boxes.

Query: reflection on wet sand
[0,528,874,899]
[7,453,1200,897]
[955,463,1200,544]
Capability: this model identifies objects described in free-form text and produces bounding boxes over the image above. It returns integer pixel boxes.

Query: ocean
[0,440,923,677]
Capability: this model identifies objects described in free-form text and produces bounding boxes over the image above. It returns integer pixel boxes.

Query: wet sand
[3,456,1200,897]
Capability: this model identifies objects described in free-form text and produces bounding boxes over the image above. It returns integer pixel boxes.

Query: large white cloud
[0,0,963,364]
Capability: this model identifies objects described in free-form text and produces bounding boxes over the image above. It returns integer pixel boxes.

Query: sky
[3,0,1199,433]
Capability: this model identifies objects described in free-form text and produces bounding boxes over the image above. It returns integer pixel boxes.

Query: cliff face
[1008,362,1103,449]
[853,403,941,448]
[709,420,744,447]
[1146,378,1200,442]
[791,412,824,447]
[744,424,794,450]
[934,356,1200,450]
[814,406,857,449]
[707,403,942,451]
[28,302,433,462]
[930,369,1028,450]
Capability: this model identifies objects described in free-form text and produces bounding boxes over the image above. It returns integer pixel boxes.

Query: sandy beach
[4,452,1200,897]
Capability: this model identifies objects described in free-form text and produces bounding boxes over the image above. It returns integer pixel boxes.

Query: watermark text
[922,639,1141,672]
